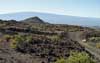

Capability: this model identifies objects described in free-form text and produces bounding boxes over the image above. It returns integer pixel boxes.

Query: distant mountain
[22,16,45,23]
[90,26,100,30]
[0,12,100,26]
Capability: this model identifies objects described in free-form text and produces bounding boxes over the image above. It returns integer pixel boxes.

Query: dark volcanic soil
[0,34,85,63]
[0,19,92,63]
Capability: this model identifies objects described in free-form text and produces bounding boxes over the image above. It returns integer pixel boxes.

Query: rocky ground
[0,18,96,63]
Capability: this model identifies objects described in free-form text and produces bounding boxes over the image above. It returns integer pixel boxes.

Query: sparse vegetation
[0,18,97,63]
[96,43,100,48]
[55,51,95,63]
[10,35,25,48]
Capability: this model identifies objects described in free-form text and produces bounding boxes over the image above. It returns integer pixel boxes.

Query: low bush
[96,43,100,48]
[55,51,95,63]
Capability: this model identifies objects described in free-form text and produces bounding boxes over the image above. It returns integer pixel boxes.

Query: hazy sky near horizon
[0,0,99,18]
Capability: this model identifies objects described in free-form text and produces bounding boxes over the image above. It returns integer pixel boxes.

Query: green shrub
[47,35,60,41]
[26,35,33,42]
[96,43,100,48]
[10,35,33,48]
[55,51,95,63]
[3,34,12,40]
[10,35,25,48]
[55,58,66,63]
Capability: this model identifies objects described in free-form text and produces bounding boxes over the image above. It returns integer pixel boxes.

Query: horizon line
[0,11,100,19]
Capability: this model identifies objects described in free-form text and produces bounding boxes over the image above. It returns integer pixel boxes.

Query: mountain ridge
[22,16,45,23]
[0,12,100,26]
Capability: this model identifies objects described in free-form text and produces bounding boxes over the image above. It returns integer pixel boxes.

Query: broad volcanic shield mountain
[0,12,100,26]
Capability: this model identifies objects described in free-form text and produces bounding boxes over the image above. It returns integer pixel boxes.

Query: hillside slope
[22,16,45,23]
[0,19,92,63]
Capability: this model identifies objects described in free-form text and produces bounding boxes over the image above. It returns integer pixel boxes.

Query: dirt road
[68,31,100,62]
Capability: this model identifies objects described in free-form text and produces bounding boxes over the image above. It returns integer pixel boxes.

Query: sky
[0,0,99,18]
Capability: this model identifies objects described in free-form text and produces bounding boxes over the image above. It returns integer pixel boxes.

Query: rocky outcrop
[22,17,45,23]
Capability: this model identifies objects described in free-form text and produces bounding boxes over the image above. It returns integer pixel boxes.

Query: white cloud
[30,8,70,15]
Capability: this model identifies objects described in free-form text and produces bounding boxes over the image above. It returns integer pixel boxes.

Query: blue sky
[0,0,99,18]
